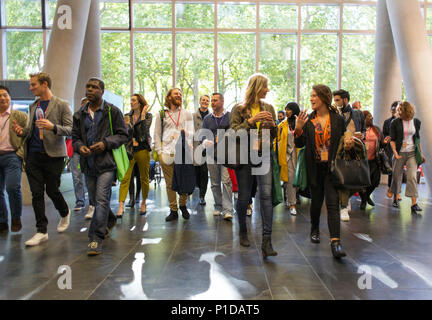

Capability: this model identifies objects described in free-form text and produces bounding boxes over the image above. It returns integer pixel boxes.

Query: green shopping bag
[414,137,423,166]
[293,147,307,191]
[108,106,130,181]
[271,144,283,207]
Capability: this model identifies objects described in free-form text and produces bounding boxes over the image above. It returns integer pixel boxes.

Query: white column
[373,0,402,128]
[43,0,91,104]
[386,0,432,188]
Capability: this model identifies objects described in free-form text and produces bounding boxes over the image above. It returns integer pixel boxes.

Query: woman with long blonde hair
[230,73,278,259]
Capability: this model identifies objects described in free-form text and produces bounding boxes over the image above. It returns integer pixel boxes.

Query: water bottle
[36,106,44,140]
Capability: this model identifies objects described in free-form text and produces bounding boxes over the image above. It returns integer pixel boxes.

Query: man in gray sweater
[13,72,73,246]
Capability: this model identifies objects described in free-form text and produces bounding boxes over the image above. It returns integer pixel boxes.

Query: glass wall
[2,0,432,112]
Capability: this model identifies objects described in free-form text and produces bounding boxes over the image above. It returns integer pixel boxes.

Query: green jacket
[9,110,28,159]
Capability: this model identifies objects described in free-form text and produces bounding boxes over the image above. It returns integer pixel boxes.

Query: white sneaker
[340,208,350,222]
[347,201,352,213]
[25,233,48,246]
[223,212,233,221]
[290,207,297,216]
[85,205,95,220]
[213,210,221,216]
[57,210,70,233]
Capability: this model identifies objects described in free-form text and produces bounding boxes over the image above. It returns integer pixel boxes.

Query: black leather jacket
[125,110,153,158]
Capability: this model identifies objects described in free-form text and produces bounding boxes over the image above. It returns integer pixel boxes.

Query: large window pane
[217,4,256,29]
[427,7,432,30]
[342,35,375,110]
[260,5,297,29]
[218,33,255,109]
[300,34,338,109]
[5,0,41,26]
[134,33,172,111]
[48,0,57,27]
[259,34,297,110]
[101,32,130,108]
[176,33,214,111]
[343,5,376,30]
[134,2,172,28]
[176,3,214,28]
[100,0,129,28]
[6,31,43,79]
[302,5,339,30]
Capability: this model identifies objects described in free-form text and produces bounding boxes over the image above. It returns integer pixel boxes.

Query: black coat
[172,131,196,195]
[390,118,421,153]
[72,101,129,176]
[294,111,346,188]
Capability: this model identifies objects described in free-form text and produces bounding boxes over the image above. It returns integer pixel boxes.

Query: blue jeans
[71,153,86,207]
[235,163,273,236]
[0,153,22,223]
[86,170,117,242]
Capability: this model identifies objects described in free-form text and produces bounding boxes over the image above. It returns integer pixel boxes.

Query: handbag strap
[108,105,113,136]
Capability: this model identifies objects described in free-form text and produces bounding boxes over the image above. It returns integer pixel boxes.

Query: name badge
[320,151,328,162]
[133,138,138,147]
[172,132,179,141]
[215,136,219,144]
[365,144,369,151]
[403,142,407,148]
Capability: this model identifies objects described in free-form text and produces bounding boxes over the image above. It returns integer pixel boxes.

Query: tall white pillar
[73,0,101,112]
[373,0,402,127]
[386,0,432,188]
[43,0,91,103]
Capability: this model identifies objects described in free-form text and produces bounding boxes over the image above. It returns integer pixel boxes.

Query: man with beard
[154,88,194,222]
[193,95,210,206]
[72,78,128,255]
[13,72,73,246]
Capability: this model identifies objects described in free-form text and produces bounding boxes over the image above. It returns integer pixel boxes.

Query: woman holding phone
[117,94,152,217]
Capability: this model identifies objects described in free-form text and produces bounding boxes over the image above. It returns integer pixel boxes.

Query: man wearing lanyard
[12,72,73,246]
[0,86,28,233]
[192,95,210,206]
[202,93,234,221]
[154,88,194,222]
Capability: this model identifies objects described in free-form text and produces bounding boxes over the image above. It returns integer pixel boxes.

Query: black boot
[165,210,178,222]
[330,240,346,259]
[180,206,190,220]
[239,232,250,247]
[360,200,366,210]
[262,235,277,259]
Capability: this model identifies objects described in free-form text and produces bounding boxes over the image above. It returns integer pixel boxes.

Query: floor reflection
[190,252,257,300]
[120,252,148,300]
[358,265,398,289]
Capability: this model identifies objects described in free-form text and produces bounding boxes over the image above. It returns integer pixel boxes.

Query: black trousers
[25,152,69,234]
[309,162,341,239]
[128,163,141,201]
[195,163,208,198]
[360,159,381,201]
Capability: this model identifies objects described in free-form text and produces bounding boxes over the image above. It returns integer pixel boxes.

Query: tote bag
[109,107,130,181]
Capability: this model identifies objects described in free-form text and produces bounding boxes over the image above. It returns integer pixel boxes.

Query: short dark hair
[278,110,285,115]
[0,85,11,96]
[211,92,224,100]
[333,89,350,102]
[391,100,399,110]
[30,72,52,89]
[88,77,105,91]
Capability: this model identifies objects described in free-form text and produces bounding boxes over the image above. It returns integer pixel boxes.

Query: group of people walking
[0,71,426,260]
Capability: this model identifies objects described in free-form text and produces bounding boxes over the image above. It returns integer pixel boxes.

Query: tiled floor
[0,173,431,300]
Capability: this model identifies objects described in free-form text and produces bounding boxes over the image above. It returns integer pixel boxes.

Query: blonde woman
[390,101,426,213]
[117,94,152,217]
[230,73,278,259]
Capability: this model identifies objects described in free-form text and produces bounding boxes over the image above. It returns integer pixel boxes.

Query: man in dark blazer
[13,72,73,246]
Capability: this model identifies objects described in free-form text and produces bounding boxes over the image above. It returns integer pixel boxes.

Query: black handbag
[378,147,392,175]
[331,139,371,190]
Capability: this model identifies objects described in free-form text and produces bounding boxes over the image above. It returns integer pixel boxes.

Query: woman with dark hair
[294,84,352,259]
[359,110,387,210]
[230,73,278,259]
[277,102,300,215]
[117,94,152,217]
[390,101,426,213]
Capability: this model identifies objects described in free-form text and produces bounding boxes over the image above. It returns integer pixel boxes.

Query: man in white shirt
[154,88,194,221]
